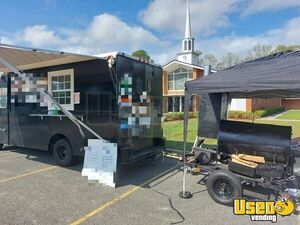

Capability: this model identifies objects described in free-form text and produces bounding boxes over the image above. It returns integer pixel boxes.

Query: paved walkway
[257,110,300,121]
[264,111,287,119]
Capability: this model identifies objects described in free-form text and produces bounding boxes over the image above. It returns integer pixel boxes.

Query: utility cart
[185,120,297,205]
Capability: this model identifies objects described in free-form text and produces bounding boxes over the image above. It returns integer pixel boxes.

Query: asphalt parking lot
[0,148,299,225]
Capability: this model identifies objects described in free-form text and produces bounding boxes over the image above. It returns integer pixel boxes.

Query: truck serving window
[86,92,112,124]
[48,69,74,110]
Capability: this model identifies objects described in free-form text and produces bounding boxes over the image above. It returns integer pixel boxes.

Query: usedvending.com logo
[233,199,295,223]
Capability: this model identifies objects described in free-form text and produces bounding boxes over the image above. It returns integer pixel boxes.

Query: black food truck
[0,45,164,166]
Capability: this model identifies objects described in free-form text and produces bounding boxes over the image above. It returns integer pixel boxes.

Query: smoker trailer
[182,51,300,205]
[0,45,164,166]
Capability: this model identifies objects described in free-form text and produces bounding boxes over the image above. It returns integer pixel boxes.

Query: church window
[168,67,193,90]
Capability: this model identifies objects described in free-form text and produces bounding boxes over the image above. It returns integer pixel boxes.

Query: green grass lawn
[163,118,300,151]
[163,118,216,151]
[277,110,300,120]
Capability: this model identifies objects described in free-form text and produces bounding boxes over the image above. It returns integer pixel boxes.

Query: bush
[165,106,285,122]
[228,106,285,120]
[163,112,198,122]
[253,106,285,118]
[228,111,255,120]
[253,110,265,118]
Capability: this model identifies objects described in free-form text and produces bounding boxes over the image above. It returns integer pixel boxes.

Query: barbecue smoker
[182,51,300,205]
[186,120,297,205]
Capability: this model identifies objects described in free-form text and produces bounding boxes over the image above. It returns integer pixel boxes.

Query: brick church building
[162,1,300,113]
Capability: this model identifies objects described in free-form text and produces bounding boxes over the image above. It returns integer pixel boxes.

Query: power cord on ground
[152,189,185,225]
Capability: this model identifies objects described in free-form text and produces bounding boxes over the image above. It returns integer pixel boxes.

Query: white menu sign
[82,139,117,188]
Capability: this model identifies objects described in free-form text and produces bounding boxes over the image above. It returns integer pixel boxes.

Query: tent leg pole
[179,93,192,199]
[179,166,192,199]
[183,168,186,193]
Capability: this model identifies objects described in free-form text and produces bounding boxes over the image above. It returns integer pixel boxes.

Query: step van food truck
[0,45,164,166]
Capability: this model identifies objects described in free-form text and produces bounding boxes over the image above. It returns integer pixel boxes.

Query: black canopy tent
[180,51,300,198]
[185,51,300,98]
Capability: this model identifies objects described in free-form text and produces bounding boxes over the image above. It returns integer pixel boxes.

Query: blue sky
[0,0,149,31]
[0,0,300,64]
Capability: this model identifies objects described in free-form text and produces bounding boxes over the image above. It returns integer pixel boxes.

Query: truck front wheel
[52,138,74,167]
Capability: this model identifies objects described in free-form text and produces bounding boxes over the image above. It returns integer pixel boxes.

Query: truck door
[0,74,9,145]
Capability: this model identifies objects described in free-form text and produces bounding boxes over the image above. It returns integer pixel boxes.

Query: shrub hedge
[228,111,255,120]
[228,106,285,120]
[253,106,285,118]
[163,106,285,122]
[163,112,198,122]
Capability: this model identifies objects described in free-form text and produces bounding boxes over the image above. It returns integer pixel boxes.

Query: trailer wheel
[206,170,242,206]
[0,144,3,149]
[52,138,74,167]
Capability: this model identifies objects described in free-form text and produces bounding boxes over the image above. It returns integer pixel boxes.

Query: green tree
[194,50,202,56]
[217,52,240,70]
[246,44,273,60]
[202,54,218,69]
[132,50,150,60]
[194,50,203,65]
[273,45,300,53]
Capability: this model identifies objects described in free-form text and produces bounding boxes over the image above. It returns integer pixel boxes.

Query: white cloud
[17,25,65,47]
[82,14,160,52]
[198,16,300,59]
[268,16,300,44]
[0,36,14,45]
[1,7,300,66]
[11,14,300,65]
[242,0,300,17]
[139,0,240,36]
[151,45,180,65]
[10,14,163,57]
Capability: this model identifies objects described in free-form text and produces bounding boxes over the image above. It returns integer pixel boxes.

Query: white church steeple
[177,0,199,65]
[185,0,191,39]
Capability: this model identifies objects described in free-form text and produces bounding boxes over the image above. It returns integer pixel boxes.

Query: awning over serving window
[0,44,101,72]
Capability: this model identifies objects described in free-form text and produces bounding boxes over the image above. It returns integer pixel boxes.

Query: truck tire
[53,138,74,167]
[206,170,242,206]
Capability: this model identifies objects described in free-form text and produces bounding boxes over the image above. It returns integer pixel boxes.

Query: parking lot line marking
[0,166,57,184]
[70,164,179,225]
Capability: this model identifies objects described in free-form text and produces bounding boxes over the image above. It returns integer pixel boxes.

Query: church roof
[163,60,217,73]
